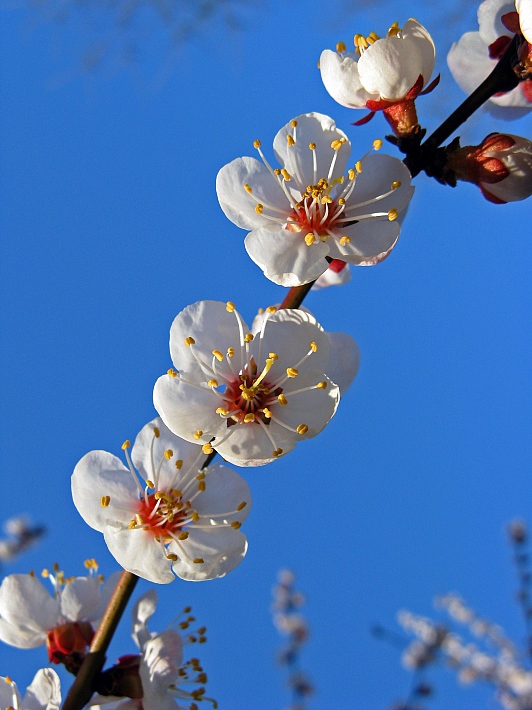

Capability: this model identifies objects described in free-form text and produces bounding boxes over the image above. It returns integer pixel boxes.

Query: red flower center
[223,367,282,425]
[136,492,187,539]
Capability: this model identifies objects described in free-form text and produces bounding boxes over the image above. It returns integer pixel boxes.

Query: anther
[263,407,272,418]
[227,347,235,357]
[388,208,399,221]
[193,430,203,440]
[340,236,351,245]
[309,142,316,150]
[317,381,328,389]
[309,341,318,352]
[202,443,214,455]
[164,449,173,460]
[41,568,49,577]
[286,367,299,378]
[338,197,346,205]
[185,337,195,346]
[216,407,228,416]
[348,168,356,180]
[355,160,363,173]
[391,180,401,190]
[193,558,205,564]
[331,139,345,151]
[100,495,110,507]
[253,140,261,148]
[269,352,278,360]
[373,138,383,150]
[198,481,206,492]
[166,553,178,561]
[255,203,264,214]
[175,459,183,469]
[208,379,218,387]
[231,521,242,530]
[153,427,160,438]
[336,41,346,52]
[287,135,295,146]
[191,512,200,522]
[277,394,288,406]
[237,501,247,511]
[212,350,224,361]
[244,333,254,343]
[146,480,154,488]
[266,306,277,313]
[274,168,281,175]
[272,448,284,457]
[290,120,298,127]
[129,520,136,529]
[244,184,252,193]
[122,440,130,450]
[168,368,178,377]
[243,413,255,423]
[305,233,315,246]
[178,531,189,540]
[297,424,309,435]
[196,472,206,480]
[281,169,291,181]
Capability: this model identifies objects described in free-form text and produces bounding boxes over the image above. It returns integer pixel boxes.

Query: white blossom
[153,300,359,467]
[72,418,251,583]
[216,113,414,286]
[0,670,61,710]
[447,0,532,115]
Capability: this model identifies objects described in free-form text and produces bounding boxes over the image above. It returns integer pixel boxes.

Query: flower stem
[62,571,139,710]
[280,281,316,310]
[405,33,521,177]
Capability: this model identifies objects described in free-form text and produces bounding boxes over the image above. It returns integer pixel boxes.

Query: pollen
[331,138,345,151]
[227,347,235,357]
[309,142,316,150]
[355,160,363,173]
[266,306,277,313]
[212,350,224,361]
[168,368,178,377]
[391,180,401,190]
[166,553,178,561]
[244,184,252,193]
[340,236,351,245]
[164,449,173,460]
[373,138,383,150]
[237,501,247,511]
[129,519,136,529]
[274,168,281,175]
[226,301,235,312]
[348,168,356,180]
[191,512,199,522]
[281,169,291,181]
[263,407,272,418]
[388,208,399,221]
[202,443,214,455]
[253,140,261,148]
[286,367,299,378]
[338,198,346,205]
[216,407,228,416]
[244,333,254,343]
[146,480,155,488]
[255,203,264,214]
[287,135,295,146]
[208,379,219,387]
[297,424,309,435]
[121,440,130,450]
[193,558,205,564]
[278,394,288,406]
[100,495,110,507]
[198,481,206,492]
[317,381,328,389]
[336,41,346,53]
[305,233,315,246]
[231,521,242,529]
[175,459,183,470]
[272,448,284,457]
[178,531,189,540]
[193,430,203,440]
[243,413,255,423]
[268,352,278,360]
[290,120,298,127]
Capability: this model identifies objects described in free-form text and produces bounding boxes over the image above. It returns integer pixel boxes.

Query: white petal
[516,0,532,43]
[312,262,352,290]
[253,307,330,376]
[72,451,139,532]
[215,422,296,467]
[103,528,175,584]
[216,156,290,230]
[22,669,61,710]
[244,227,330,286]
[401,19,436,86]
[326,332,360,394]
[447,32,496,95]
[168,300,245,381]
[483,135,532,201]
[358,32,424,100]
[141,629,183,690]
[273,113,351,188]
[132,417,208,490]
[319,50,375,108]
[193,463,252,523]
[60,576,101,622]
[0,678,21,708]
[478,0,515,44]
[274,370,340,437]
[328,219,400,266]
[0,575,59,639]
[131,589,158,650]
[169,528,247,580]
[153,374,224,446]
[347,153,414,215]
[0,618,44,648]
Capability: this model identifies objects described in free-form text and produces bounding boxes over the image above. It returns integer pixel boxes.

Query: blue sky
[1,0,531,707]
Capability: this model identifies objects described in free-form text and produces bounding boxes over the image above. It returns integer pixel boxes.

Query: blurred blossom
[447,0,532,117]
[0,670,61,710]
[72,417,251,583]
[90,590,216,710]
[320,20,436,136]
[153,300,359,466]
[0,515,45,564]
[216,112,414,286]
[0,560,120,673]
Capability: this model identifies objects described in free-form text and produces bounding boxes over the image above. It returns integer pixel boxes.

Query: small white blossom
[0,671,61,710]
[72,418,251,583]
[216,112,413,286]
[153,300,359,467]
[447,0,532,115]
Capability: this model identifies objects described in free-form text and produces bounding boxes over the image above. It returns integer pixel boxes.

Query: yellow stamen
[263,407,272,418]
[185,336,195,346]
[309,142,316,150]
[208,379,218,387]
[272,448,284,457]
[178,531,189,540]
[198,481,206,492]
[193,558,204,564]
[266,305,277,313]
[355,160,363,173]
[216,407,228,416]
[373,138,383,150]
[231,521,242,530]
[193,430,203,440]
[253,140,261,148]
[244,184,252,193]
[317,380,328,389]
[391,180,401,190]
[348,168,356,180]
[281,168,291,181]
[227,347,235,357]
[100,495,110,507]
[286,367,299,378]
[336,41,346,53]
[237,501,247,510]
[168,368,177,377]
[278,394,288,406]
[166,553,178,561]
[243,413,255,423]
[274,168,281,175]
[202,443,214,455]
[309,341,318,353]
[146,480,154,488]
[175,459,183,470]
[305,233,315,246]
[290,120,298,127]
[340,236,351,245]
[297,424,309,435]
[388,208,399,221]
[269,352,278,360]
[122,440,130,450]
[244,333,254,343]
[287,135,295,146]
[164,449,173,460]
[255,203,264,214]
[226,301,235,312]
[212,350,224,361]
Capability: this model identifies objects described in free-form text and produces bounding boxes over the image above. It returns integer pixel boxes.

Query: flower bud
[448,133,532,203]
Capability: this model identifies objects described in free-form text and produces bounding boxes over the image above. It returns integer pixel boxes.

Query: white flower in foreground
[0,562,119,666]
[0,670,61,710]
[320,20,436,135]
[516,0,532,43]
[72,418,251,583]
[447,0,532,115]
[90,590,216,710]
[312,259,351,290]
[448,133,532,203]
[216,112,414,287]
[154,300,359,467]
